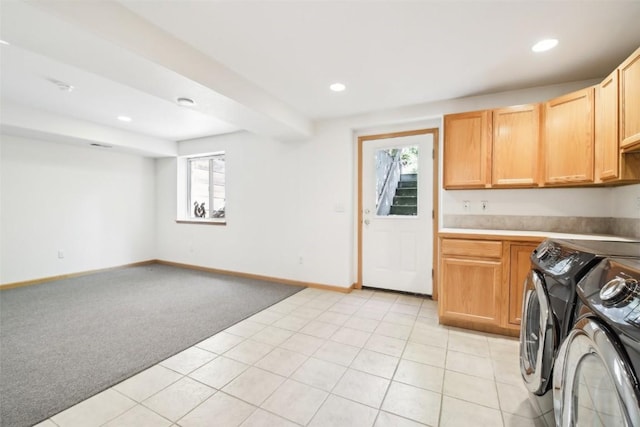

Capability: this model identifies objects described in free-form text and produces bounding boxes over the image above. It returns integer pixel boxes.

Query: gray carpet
[0,263,303,427]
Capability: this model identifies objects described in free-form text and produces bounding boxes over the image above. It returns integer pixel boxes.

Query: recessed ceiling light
[117,116,132,122]
[0,40,9,46]
[532,39,558,53]
[176,97,196,107]
[47,78,74,92]
[329,83,346,92]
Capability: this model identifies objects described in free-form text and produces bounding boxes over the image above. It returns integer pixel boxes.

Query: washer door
[520,270,557,395]
[553,317,640,426]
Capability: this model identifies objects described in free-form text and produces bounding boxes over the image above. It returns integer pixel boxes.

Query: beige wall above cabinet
[492,104,540,187]
[543,87,595,185]
[443,111,491,188]
[620,46,640,152]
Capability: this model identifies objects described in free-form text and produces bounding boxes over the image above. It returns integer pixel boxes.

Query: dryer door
[553,317,640,427]
[520,270,557,395]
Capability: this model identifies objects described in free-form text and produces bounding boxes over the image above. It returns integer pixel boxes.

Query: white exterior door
[361,133,434,294]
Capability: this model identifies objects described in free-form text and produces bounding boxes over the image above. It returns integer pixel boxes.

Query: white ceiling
[1,0,640,156]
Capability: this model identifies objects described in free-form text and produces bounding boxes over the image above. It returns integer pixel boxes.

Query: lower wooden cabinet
[508,243,539,327]
[440,256,502,325]
[440,239,502,326]
[439,236,541,336]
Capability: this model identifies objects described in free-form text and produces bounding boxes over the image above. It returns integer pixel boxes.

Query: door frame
[356,128,440,299]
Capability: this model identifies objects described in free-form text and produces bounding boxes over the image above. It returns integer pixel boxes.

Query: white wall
[155,80,624,289]
[441,187,615,217]
[3,79,630,288]
[0,134,156,284]
[156,125,355,288]
[612,183,640,219]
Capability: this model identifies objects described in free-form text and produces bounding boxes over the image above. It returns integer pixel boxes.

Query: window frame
[183,152,226,224]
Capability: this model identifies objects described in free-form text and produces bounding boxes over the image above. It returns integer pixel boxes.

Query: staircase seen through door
[390,173,417,215]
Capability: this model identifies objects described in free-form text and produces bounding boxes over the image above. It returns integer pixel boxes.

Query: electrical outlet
[463,200,470,212]
[57,250,65,259]
[481,200,488,211]
[298,256,304,265]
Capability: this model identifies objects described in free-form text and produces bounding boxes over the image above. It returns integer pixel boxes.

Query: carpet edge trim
[0,260,157,290]
[1,259,353,294]
[155,259,353,294]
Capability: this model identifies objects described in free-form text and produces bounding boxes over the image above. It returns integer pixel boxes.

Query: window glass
[188,153,225,220]
[374,145,418,216]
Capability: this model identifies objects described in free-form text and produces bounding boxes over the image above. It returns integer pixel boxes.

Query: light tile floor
[35,287,546,427]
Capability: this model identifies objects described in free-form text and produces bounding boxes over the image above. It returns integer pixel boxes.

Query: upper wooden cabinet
[596,70,620,181]
[443,111,491,189]
[595,69,640,183]
[543,87,595,185]
[443,45,640,190]
[620,46,640,151]
[492,104,541,187]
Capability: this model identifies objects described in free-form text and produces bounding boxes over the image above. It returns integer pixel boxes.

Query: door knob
[364,209,370,214]
[364,219,370,225]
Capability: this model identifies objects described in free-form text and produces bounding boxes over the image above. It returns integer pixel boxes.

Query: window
[374,145,418,216]
[187,153,225,221]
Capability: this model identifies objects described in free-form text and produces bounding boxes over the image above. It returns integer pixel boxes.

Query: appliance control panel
[624,304,640,327]
[600,275,640,308]
[532,240,595,277]
[579,258,640,329]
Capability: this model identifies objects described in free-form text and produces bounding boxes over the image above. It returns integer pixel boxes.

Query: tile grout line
[45,289,526,427]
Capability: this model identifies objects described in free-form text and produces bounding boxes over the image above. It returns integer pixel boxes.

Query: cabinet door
[440,256,502,325]
[620,47,640,151]
[443,111,491,188]
[508,243,538,326]
[543,87,595,184]
[595,70,620,182]
[492,104,540,187]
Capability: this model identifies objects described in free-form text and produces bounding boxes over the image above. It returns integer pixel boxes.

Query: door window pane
[375,145,418,216]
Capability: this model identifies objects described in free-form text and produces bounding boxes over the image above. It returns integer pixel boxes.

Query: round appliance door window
[553,317,640,427]
[520,270,556,395]
[573,353,624,425]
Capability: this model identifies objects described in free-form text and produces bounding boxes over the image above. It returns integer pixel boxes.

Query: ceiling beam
[4,0,313,141]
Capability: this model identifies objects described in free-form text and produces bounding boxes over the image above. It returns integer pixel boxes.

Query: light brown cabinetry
[443,111,491,189]
[443,45,640,189]
[439,235,542,336]
[543,87,595,185]
[620,46,640,151]
[508,243,538,327]
[492,105,541,187]
[439,239,502,326]
[595,69,640,183]
[596,70,621,181]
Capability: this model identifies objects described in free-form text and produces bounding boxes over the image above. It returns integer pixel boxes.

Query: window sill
[175,219,227,226]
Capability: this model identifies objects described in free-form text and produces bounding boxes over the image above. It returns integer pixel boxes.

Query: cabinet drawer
[441,239,502,258]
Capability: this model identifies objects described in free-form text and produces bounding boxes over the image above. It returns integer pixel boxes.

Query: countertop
[438,228,638,242]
